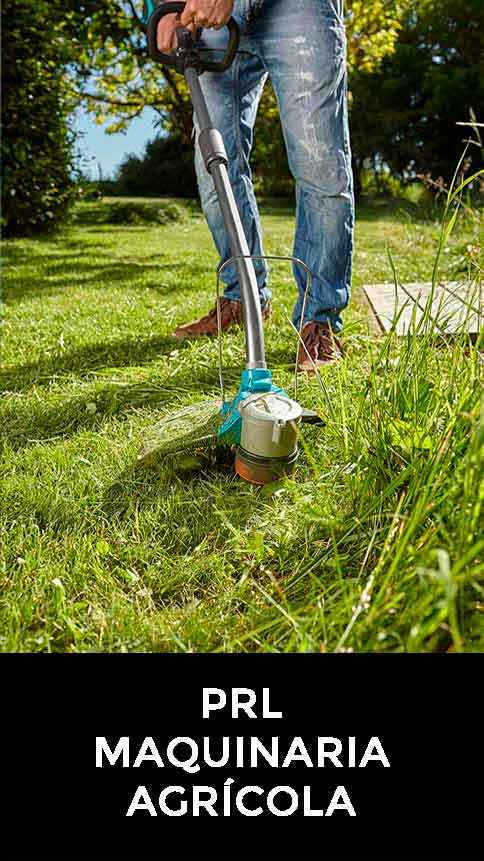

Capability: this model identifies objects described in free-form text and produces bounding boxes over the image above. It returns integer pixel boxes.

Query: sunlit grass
[0,195,482,652]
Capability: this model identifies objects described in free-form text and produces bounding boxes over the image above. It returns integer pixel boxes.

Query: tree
[66,1,193,140]
[72,1,413,142]
[116,134,198,196]
[1,0,130,235]
[1,1,78,235]
[349,0,484,189]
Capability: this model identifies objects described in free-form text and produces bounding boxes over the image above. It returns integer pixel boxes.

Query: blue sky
[73,105,158,180]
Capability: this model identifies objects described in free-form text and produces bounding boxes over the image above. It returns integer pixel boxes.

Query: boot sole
[297,353,342,372]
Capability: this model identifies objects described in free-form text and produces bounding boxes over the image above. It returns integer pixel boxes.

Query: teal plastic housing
[141,0,158,26]
[217,368,287,445]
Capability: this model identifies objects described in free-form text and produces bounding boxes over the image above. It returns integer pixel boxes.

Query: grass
[1,194,483,652]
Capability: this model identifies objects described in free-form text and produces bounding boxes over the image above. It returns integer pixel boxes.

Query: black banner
[2,655,481,861]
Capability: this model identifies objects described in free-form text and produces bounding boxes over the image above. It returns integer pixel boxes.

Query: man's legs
[252,0,354,334]
[193,17,271,308]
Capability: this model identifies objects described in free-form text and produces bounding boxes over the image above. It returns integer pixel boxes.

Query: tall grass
[272,162,483,653]
[0,178,482,652]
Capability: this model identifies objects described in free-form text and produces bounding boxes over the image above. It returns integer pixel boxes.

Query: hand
[180,0,234,29]
[157,12,197,54]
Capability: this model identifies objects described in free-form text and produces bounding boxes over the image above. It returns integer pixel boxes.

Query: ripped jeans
[194,0,354,332]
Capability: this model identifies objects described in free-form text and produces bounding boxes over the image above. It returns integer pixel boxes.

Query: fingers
[180,0,232,29]
[157,14,198,53]
[180,1,198,27]
[206,16,228,29]
[158,1,233,50]
[157,14,178,53]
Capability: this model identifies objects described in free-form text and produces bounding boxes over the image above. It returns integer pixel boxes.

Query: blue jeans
[194,0,354,333]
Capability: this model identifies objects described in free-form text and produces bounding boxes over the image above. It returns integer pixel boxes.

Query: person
[153,0,354,369]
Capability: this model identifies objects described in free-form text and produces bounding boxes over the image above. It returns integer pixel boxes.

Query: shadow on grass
[3,259,211,304]
[0,333,184,393]
[0,364,232,451]
[1,244,109,267]
[100,446,236,520]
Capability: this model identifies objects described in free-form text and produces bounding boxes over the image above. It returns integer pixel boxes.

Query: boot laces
[303,322,340,358]
[205,296,233,323]
[305,322,330,351]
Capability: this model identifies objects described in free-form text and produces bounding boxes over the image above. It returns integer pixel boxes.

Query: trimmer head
[233,390,303,485]
[136,372,316,485]
[235,447,299,485]
[136,386,322,484]
[213,368,302,483]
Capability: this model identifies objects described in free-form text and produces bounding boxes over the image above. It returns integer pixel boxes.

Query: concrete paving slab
[362,280,482,336]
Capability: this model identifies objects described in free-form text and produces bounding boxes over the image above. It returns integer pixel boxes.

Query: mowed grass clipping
[1,196,483,652]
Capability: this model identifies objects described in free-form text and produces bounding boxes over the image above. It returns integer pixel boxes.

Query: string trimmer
[140,1,322,485]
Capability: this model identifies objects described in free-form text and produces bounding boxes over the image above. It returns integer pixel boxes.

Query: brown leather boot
[174,296,272,339]
[297,321,343,371]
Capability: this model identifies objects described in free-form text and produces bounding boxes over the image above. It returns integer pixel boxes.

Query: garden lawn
[1,197,483,652]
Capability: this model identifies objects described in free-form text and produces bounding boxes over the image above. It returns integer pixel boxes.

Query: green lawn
[1,196,482,652]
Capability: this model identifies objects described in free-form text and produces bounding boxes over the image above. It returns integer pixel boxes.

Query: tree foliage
[345,0,410,72]
[71,0,413,196]
[116,134,198,196]
[74,0,412,139]
[1,0,78,235]
[349,0,484,189]
[67,0,193,140]
[1,0,132,235]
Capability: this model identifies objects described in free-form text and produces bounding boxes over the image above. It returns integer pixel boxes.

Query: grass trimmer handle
[147,1,239,73]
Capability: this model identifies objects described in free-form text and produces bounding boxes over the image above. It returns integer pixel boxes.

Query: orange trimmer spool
[235,446,299,486]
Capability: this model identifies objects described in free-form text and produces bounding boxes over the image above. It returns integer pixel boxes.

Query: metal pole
[185,67,266,370]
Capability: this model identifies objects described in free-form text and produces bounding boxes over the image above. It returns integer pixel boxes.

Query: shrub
[115,135,198,198]
[1,0,78,237]
[104,201,188,225]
